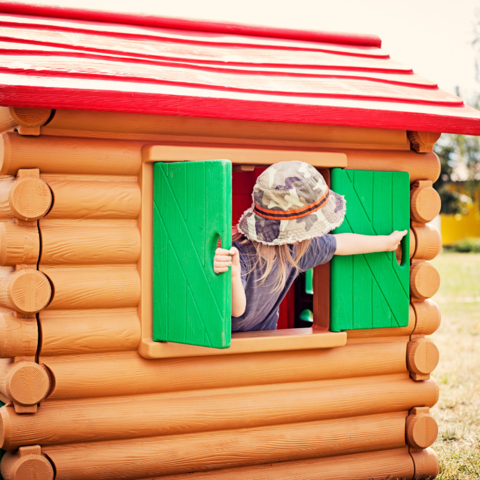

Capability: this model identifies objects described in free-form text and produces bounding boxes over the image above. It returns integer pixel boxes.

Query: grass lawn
[430,252,480,479]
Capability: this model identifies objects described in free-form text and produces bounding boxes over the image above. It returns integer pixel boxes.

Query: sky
[32,0,480,105]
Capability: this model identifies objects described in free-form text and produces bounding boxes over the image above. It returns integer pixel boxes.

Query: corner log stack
[0,163,54,414]
[0,107,442,480]
[408,179,442,382]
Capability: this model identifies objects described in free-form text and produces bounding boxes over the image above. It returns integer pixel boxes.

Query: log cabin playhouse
[0,4,479,480]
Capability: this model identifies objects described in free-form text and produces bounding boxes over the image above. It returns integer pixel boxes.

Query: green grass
[430,252,480,479]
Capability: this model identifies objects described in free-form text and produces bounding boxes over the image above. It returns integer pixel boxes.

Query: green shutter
[153,160,232,348]
[330,169,410,331]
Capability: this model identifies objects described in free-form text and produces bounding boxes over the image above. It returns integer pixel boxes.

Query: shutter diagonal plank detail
[153,161,231,348]
[331,169,410,331]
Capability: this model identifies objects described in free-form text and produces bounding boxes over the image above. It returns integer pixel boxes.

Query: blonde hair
[233,232,312,293]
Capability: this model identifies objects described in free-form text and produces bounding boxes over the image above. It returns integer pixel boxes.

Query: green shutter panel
[153,160,232,348]
[330,169,410,331]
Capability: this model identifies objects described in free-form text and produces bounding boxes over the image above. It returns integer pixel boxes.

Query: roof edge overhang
[0,1,382,48]
[3,84,480,135]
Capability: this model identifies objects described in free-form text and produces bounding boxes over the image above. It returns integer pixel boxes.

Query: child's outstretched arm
[334,230,407,256]
[214,247,246,317]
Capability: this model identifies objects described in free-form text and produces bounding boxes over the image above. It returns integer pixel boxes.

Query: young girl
[214,161,407,332]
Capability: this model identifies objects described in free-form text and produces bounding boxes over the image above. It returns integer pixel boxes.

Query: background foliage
[433,92,480,215]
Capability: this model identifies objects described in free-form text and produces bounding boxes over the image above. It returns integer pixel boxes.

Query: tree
[433,91,480,215]
[436,12,480,215]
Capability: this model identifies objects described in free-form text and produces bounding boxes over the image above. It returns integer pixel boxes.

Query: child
[214,161,407,332]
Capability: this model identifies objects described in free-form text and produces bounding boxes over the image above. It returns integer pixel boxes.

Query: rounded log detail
[9,108,52,128]
[406,407,438,449]
[0,268,52,314]
[0,377,438,449]
[412,300,441,336]
[39,309,141,356]
[42,412,408,480]
[0,313,37,358]
[410,262,440,300]
[8,176,52,222]
[0,178,15,220]
[40,225,141,265]
[1,446,54,480]
[0,176,53,222]
[412,224,442,261]
[145,448,414,480]
[45,179,141,220]
[0,361,50,407]
[411,448,440,480]
[43,109,403,144]
[407,338,440,378]
[410,181,441,223]
[42,266,140,310]
[0,108,17,134]
[345,151,440,183]
[0,223,39,266]
[41,344,435,401]
[410,228,416,258]
[0,133,142,176]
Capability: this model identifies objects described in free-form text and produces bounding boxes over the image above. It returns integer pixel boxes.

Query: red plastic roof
[0,2,479,135]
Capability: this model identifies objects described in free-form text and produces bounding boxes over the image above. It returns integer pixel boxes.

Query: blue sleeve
[234,240,250,288]
[298,234,337,271]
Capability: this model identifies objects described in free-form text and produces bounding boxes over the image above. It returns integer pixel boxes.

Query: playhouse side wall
[0,108,442,480]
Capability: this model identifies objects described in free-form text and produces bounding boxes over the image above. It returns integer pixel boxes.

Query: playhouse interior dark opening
[232,166,324,330]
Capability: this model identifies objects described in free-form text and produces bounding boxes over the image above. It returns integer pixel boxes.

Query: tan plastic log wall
[0,108,441,480]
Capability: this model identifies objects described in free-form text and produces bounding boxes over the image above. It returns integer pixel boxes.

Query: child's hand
[385,230,408,252]
[214,247,240,278]
[334,230,408,256]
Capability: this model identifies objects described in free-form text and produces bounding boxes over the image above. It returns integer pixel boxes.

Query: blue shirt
[231,235,337,332]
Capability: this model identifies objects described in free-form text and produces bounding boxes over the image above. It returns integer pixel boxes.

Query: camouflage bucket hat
[238,161,346,245]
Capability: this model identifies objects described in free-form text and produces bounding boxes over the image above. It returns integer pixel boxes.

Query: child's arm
[333,230,407,256]
[214,247,246,317]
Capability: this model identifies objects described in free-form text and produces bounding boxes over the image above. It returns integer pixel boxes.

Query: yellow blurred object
[441,186,480,245]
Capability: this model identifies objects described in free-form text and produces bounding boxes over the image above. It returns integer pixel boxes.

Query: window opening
[294,270,314,328]
[232,166,331,331]
[142,146,349,359]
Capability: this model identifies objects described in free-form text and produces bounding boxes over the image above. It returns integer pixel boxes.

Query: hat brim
[237,191,346,246]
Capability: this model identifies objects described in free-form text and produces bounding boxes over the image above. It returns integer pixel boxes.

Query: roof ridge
[0,1,382,48]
